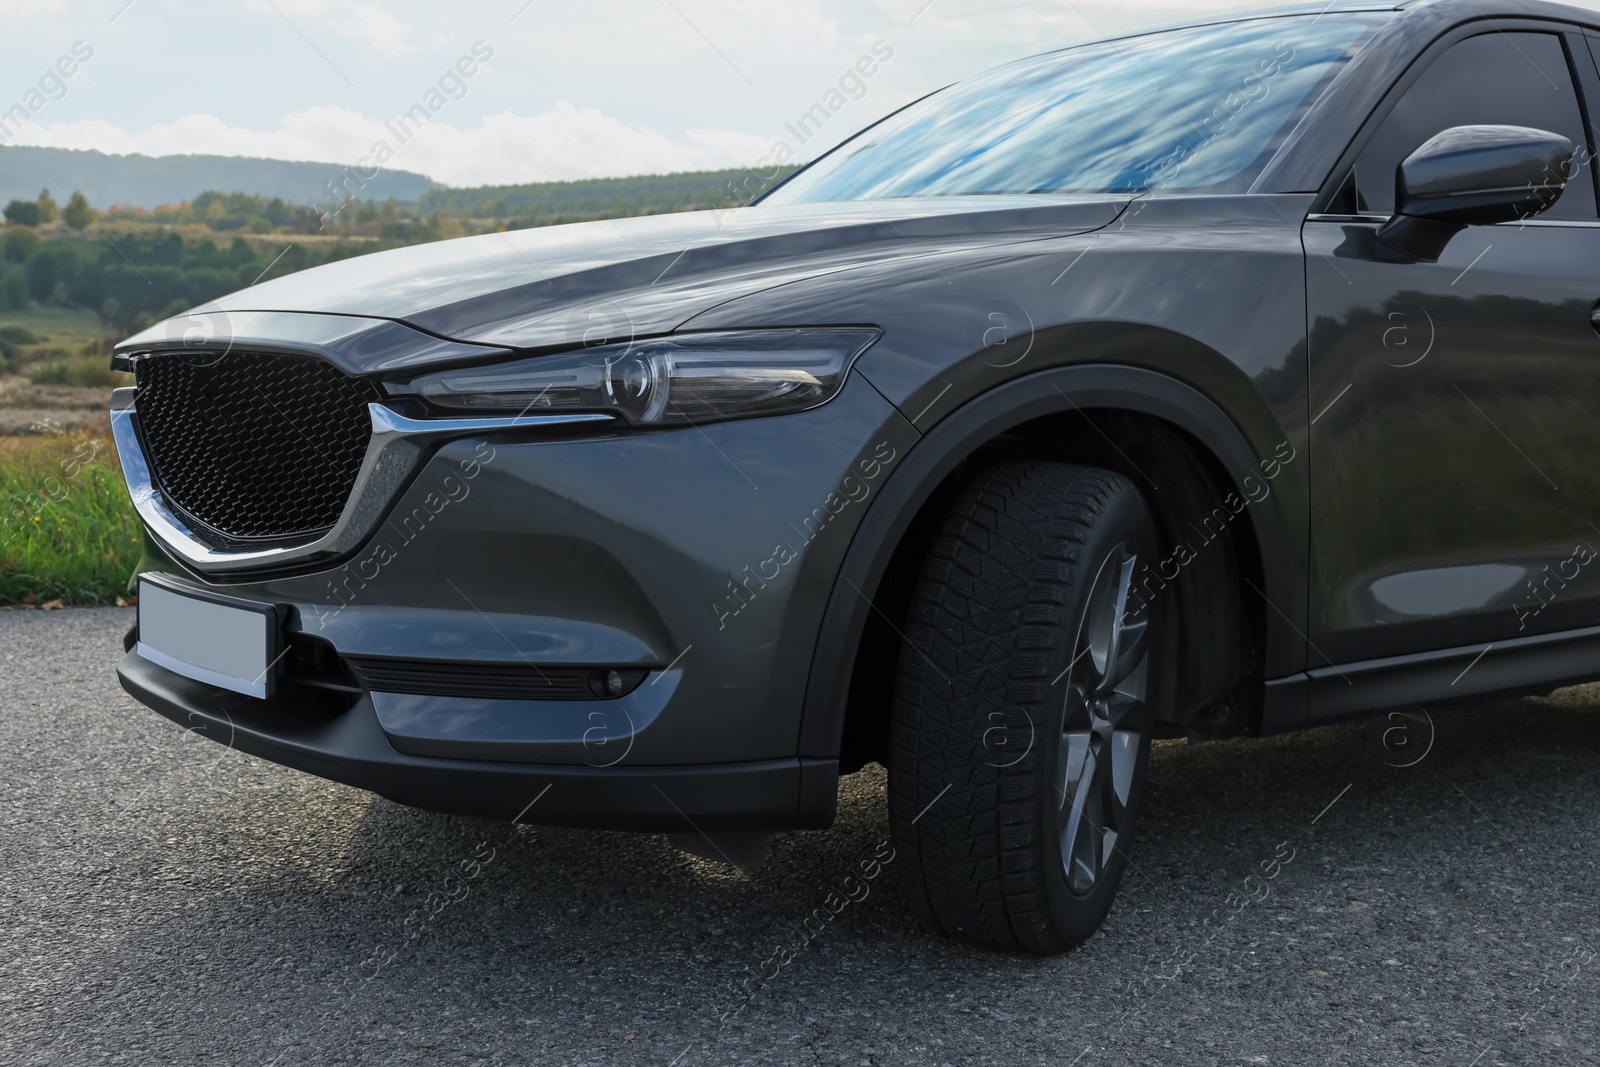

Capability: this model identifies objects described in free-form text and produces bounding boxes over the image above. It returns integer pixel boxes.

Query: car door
[1304,26,1600,666]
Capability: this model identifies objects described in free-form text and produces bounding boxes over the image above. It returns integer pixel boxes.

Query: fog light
[589,668,632,698]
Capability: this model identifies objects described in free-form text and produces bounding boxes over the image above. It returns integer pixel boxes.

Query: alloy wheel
[1057,542,1149,896]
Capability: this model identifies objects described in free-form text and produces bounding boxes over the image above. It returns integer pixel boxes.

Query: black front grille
[345,657,648,701]
[135,352,383,541]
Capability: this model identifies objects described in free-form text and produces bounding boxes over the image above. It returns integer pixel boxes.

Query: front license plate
[136,576,279,698]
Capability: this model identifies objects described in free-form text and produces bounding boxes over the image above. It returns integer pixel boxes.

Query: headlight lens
[399,328,881,427]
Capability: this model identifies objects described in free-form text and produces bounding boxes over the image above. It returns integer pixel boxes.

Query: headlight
[396,328,881,427]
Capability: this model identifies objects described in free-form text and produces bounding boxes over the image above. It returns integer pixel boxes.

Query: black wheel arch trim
[798,362,1305,764]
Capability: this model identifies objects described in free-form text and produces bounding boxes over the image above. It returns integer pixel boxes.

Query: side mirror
[1374,124,1573,263]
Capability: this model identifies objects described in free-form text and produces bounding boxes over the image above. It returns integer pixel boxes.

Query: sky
[0,0,1315,187]
[0,0,1506,190]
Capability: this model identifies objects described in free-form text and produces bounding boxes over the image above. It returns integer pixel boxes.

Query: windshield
[762,15,1384,203]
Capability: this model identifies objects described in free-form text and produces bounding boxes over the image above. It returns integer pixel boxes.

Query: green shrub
[0,325,39,344]
[0,269,29,312]
[27,361,66,385]
[3,201,41,227]
[29,354,122,388]
[3,227,41,265]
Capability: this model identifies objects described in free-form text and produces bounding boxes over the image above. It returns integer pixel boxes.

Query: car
[112,0,1600,953]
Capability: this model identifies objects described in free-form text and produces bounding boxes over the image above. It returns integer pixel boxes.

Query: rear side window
[1354,32,1596,218]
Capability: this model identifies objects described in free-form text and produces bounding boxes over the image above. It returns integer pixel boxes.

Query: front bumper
[119,649,838,831]
[115,371,920,831]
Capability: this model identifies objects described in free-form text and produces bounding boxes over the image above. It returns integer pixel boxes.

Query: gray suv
[114,1,1600,951]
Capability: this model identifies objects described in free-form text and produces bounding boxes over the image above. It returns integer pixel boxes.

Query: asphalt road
[3,607,1598,1066]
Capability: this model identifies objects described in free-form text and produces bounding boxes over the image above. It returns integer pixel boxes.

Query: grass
[0,431,140,605]
[0,309,147,604]
[0,306,108,355]
[28,354,127,388]
[0,306,121,381]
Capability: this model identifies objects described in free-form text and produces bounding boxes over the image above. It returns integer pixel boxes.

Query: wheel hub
[1056,543,1150,897]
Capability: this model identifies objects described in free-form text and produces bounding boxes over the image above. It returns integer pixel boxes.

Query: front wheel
[888,460,1162,953]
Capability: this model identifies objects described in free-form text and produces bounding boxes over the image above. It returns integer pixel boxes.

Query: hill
[0,144,433,210]
[419,167,799,228]
[0,163,805,346]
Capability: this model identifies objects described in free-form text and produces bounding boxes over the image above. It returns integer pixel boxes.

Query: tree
[26,248,61,302]
[0,269,29,312]
[66,191,95,231]
[35,189,59,224]
[3,226,41,264]
[3,200,41,227]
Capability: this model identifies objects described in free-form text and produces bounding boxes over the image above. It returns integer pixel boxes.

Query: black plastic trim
[118,650,836,832]
[800,363,1299,760]
[1566,30,1600,212]
[345,657,648,701]
[1260,622,1600,734]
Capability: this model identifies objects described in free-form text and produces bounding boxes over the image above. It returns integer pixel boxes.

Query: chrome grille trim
[133,351,384,540]
[113,394,618,574]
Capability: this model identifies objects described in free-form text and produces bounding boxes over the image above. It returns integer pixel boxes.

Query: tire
[888,460,1162,953]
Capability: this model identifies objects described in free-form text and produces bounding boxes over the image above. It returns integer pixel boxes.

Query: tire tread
[888,460,1134,953]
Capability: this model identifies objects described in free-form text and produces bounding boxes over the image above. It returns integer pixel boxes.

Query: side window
[1354,32,1596,219]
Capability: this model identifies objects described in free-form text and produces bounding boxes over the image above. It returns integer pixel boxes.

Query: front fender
[797,363,1307,763]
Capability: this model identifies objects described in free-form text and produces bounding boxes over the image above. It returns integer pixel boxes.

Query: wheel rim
[1057,542,1149,896]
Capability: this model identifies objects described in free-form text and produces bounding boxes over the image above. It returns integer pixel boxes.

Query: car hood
[202,197,1131,350]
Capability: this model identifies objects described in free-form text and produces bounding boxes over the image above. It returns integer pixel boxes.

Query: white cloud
[9,103,774,187]
[685,126,779,163]
[245,0,417,59]
[402,106,773,185]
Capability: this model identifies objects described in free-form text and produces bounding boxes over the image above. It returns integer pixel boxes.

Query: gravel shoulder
[2,607,1597,1066]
